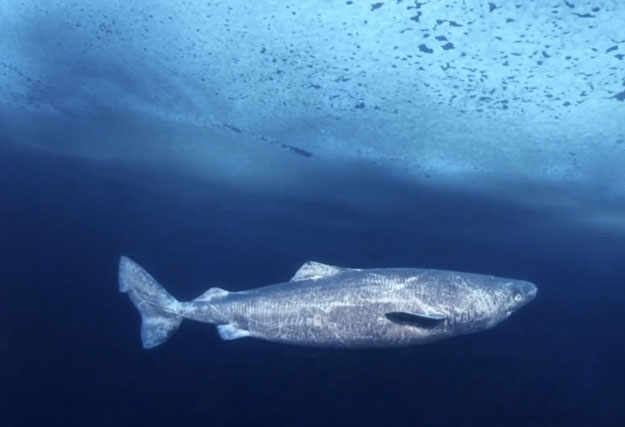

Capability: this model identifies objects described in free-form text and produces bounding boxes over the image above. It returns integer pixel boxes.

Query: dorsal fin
[290,261,349,282]
[193,287,229,302]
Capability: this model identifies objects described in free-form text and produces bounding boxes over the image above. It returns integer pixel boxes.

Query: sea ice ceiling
[1,1,624,229]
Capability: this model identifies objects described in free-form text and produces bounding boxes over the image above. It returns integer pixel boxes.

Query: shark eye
[513,293,523,302]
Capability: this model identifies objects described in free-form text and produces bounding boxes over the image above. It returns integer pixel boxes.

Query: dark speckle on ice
[371,2,383,11]
[613,90,625,101]
[419,44,434,54]
[410,13,422,22]
[354,102,366,109]
[408,1,427,9]
[225,124,242,133]
[488,3,498,13]
[572,12,595,18]
[606,46,618,53]
[442,42,454,50]
[281,144,314,158]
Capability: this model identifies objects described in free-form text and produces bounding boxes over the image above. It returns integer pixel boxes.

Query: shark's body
[119,256,537,349]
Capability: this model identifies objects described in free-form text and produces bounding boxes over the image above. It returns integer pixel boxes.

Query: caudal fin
[119,256,183,349]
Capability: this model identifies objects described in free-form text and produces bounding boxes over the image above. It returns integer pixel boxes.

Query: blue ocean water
[3,1,625,426]
[2,143,624,426]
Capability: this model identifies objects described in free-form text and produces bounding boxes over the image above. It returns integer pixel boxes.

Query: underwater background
[2,1,625,426]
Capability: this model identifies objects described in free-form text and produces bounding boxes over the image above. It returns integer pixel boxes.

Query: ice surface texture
[1,1,624,229]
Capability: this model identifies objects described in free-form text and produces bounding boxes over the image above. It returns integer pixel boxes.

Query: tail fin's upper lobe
[119,256,183,349]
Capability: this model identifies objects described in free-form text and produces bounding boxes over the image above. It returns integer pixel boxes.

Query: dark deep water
[2,143,624,427]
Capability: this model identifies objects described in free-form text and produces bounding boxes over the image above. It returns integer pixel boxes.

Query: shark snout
[514,280,538,307]
[506,279,537,308]
[522,281,538,300]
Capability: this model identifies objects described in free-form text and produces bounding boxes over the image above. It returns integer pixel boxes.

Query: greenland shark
[119,256,537,349]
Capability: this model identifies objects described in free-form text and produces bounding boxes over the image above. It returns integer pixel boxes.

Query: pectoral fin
[385,311,447,328]
[217,324,251,340]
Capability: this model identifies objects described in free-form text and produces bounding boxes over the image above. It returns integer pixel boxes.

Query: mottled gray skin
[187,268,536,348]
[119,257,537,349]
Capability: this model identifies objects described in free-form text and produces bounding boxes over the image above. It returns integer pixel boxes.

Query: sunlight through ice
[1,1,624,230]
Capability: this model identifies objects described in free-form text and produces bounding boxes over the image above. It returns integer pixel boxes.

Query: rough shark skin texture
[119,257,537,349]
